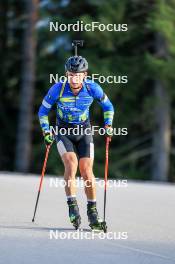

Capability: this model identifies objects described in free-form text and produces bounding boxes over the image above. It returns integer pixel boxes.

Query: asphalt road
[0,173,175,264]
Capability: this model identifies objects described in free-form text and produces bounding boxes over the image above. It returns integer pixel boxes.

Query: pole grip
[72,40,84,56]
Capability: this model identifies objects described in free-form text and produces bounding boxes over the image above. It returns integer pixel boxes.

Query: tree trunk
[0,1,8,168]
[152,33,171,181]
[152,80,171,181]
[15,0,38,172]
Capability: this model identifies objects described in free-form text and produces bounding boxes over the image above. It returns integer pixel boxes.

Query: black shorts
[55,122,94,159]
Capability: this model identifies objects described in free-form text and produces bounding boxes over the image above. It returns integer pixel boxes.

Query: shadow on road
[0,224,91,232]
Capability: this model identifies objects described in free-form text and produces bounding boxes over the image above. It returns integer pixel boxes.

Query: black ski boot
[67,199,81,230]
[87,203,107,232]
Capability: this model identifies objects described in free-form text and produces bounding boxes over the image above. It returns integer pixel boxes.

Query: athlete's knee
[81,167,93,178]
[63,154,78,177]
[81,169,95,188]
[79,161,94,181]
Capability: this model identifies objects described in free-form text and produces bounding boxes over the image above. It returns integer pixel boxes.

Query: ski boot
[87,203,107,232]
[67,199,81,230]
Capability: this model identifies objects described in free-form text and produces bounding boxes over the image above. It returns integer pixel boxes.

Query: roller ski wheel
[67,199,81,230]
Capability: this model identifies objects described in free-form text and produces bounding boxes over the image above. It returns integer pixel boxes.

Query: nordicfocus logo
[49,74,128,84]
[49,230,128,240]
[49,178,128,189]
[50,21,128,32]
[50,126,128,137]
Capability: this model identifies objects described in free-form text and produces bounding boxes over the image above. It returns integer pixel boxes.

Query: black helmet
[65,56,88,72]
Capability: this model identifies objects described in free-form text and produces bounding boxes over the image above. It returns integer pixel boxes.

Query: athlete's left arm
[91,83,114,126]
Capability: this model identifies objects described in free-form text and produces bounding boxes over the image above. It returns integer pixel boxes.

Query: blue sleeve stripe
[42,99,52,109]
[101,94,108,102]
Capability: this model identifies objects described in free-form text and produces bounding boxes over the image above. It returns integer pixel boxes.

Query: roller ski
[87,203,107,233]
[67,199,81,230]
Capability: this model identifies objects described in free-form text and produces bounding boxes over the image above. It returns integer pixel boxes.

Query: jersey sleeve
[38,83,61,133]
[91,82,114,126]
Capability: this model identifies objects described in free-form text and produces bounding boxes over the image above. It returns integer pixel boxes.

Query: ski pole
[103,137,111,225]
[32,145,51,222]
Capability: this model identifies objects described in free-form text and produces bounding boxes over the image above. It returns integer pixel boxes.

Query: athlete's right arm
[38,83,61,133]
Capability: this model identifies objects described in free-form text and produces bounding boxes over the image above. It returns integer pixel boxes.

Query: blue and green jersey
[38,79,114,133]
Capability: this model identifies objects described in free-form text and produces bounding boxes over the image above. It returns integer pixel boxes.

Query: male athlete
[38,55,114,230]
